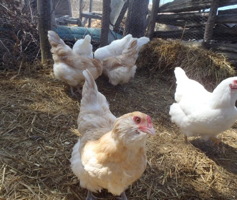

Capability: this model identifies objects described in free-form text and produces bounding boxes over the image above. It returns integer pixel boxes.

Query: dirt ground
[1,65,237,200]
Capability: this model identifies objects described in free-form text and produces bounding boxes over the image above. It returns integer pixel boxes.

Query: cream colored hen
[169,67,237,143]
[102,39,138,86]
[47,31,103,94]
[72,34,93,58]
[70,70,155,200]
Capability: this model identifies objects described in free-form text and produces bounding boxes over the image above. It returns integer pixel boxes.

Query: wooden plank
[214,25,237,35]
[156,12,237,26]
[147,0,160,38]
[156,12,208,27]
[209,43,237,53]
[153,25,237,41]
[114,1,128,33]
[81,12,102,20]
[203,0,220,43]
[100,0,111,46]
[216,14,237,24]
[159,0,237,13]
[218,8,237,15]
[159,0,212,13]
[153,29,204,40]
[124,0,149,37]
[37,0,52,63]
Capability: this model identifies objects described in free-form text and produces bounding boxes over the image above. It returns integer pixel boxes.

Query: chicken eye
[133,116,141,124]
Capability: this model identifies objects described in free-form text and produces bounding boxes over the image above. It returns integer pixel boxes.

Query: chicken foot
[184,135,188,143]
[116,192,128,200]
[86,191,97,200]
[69,86,82,98]
[210,137,221,145]
[85,191,128,200]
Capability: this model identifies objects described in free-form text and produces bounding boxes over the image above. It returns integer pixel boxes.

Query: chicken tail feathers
[81,69,109,112]
[48,31,65,47]
[82,69,98,95]
[122,39,137,58]
[174,67,188,84]
[48,30,71,57]
[78,70,116,134]
[84,35,91,43]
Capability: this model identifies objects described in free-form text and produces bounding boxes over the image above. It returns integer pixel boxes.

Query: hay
[0,1,40,70]
[137,39,236,90]
[1,66,237,200]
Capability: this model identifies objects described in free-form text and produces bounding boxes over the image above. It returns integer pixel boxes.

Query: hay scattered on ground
[1,65,237,200]
[137,39,236,90]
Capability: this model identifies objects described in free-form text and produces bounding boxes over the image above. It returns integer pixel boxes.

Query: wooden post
[124,0,149,37]
[146,0,160,39]
[203,0,220,44]
[113,1,128,33]
[88,0,93,27]
[100,0,111,47]
[79,0,83,21]
[37,0,52,64]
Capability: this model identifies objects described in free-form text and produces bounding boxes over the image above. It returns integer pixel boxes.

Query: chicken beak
[145,115,156,135]
[146,126,156,135]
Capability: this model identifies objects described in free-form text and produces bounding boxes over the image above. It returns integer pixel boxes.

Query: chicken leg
[184,135,188,143]
[116,192,128,200]
[86,191,97,200]
[210,137,221,145]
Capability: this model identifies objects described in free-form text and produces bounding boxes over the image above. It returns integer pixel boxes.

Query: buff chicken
[70,70,155,200]
[47,31,103,94]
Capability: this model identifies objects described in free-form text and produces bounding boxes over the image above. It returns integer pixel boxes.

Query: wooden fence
[148,0,237,66]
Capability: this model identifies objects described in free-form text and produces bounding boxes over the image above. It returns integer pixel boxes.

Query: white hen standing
[94,34,133,60]
[48,31,103,94]
[94,34,150,61]
[70,70,155,200]
[169,67,237,143]
[72,34,93,58]
[102,39,138,86]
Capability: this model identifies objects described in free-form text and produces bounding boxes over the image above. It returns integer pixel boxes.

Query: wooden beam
[37,0,52,64]
[159,0,237,13]
[153,29,204,40]
[216,14,237,24]
[209,43,237,53]
[147,0,160,39]
[100,0,111,47]
[155,12,237,27]
[218,8,237,15]
[114,1,128,33]
[156,12,208,27]
[203,0,220,43]
[87,0,93,27]
[79,0,83,21]
[125,0,149,37]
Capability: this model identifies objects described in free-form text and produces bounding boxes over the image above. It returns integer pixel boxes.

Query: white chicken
[94,34,150,60]
[136,36,150,55]
[72,34,93,58]
[102,38,138,86]
[94,34,133,60]
[70,70,155,200]
[169,67,237,143]
[47,31,103,94]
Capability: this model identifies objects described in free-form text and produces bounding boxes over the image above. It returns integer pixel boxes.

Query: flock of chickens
[47,31,237,200]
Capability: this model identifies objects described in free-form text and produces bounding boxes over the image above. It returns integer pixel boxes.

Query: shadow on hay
[191,139,237,174]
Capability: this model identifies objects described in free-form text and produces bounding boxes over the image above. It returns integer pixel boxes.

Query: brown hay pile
[137,39,236,89]
[0,0,40,70]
